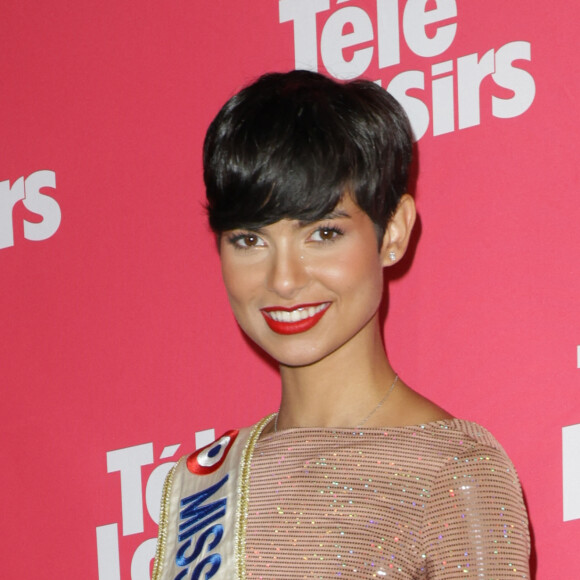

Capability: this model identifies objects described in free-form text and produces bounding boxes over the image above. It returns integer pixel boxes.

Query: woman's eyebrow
[298,209,351,227]
[230,225,266,234]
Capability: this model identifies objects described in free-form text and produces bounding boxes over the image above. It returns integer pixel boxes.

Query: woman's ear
[379,194,417,266]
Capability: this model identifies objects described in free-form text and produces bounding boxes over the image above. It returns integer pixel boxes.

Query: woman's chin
[265,344,338,369]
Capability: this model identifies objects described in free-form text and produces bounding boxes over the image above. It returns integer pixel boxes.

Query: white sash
[152,415,273,580]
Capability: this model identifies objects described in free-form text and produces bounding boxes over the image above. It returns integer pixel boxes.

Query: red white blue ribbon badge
[186,430,239,475]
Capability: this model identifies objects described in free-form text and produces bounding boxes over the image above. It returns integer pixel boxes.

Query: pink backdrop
[1,1,578,578]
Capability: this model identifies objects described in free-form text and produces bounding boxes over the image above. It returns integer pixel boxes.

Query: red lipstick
[260,302,330,335]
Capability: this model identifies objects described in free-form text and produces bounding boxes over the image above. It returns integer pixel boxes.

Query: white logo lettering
[279,0,536,140]
[320,6,374,79]
[96,429,216,580]
[563,424,580,522]
[0,170,60,250]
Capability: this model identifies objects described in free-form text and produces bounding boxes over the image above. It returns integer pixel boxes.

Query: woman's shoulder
[381,381,451,424]
[406,418,511,460]
[384,384,508,454]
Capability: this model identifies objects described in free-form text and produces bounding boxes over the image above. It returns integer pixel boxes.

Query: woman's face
[219,195,391,368]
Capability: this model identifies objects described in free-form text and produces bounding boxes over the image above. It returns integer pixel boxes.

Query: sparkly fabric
[244,419,529,579]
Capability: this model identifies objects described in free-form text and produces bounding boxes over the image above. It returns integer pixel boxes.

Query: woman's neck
[275,317,397,430]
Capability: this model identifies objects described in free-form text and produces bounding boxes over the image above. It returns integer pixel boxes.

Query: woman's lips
[260,302,331,335]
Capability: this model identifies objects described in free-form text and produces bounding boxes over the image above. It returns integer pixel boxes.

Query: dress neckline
[259,417,468,441]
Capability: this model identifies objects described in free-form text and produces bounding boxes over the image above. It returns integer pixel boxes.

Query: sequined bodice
[244,419,529,579]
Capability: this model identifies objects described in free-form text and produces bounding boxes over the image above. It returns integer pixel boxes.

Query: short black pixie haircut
[203,70,413,242]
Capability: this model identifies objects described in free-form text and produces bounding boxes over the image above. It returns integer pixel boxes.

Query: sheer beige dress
[244,419,530,579]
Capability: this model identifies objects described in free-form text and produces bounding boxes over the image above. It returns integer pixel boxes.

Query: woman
[153,70,530,579]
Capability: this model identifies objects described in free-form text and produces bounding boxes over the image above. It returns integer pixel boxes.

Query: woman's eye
[229,233,264,249]
[310,227,343,242]
[241,235,259,247]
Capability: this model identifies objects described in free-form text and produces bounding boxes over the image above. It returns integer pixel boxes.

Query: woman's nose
[266,247,308,299]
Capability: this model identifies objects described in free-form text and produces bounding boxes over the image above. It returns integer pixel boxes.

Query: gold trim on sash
[235,415,275,579]
[152,459,180,580]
